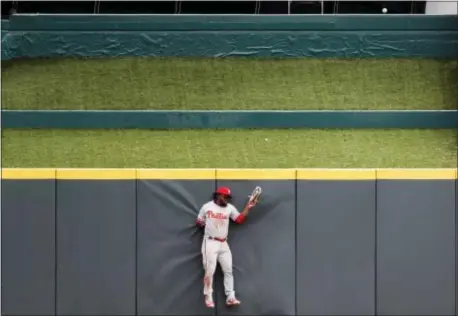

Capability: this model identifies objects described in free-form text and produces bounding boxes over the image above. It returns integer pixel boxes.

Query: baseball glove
[248,186,262,207]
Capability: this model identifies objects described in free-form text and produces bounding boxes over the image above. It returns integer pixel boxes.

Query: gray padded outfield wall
[215,173,296,316]
[377,179,456,315]
[296,174,376,315]
[1,168,457,316]
[55,172,137,315]
[1,178,56,315]
[136,173,216,316]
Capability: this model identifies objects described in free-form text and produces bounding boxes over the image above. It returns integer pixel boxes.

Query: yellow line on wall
[137,168,216,180]
[56,168,137,180]
[216,169,296,180]
[1,168,56,179]
[376,168,457,180]
[297,169,376,180]
[1,168,457,180]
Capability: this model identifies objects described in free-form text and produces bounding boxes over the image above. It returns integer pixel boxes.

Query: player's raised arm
[230,186,261,224]
[230,200,256,224]
[196,205,206,227]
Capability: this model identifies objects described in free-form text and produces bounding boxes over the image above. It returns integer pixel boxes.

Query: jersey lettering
[207,210,228,220]
[197,201,241,239]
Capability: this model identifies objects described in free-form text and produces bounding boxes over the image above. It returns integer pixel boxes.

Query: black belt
[208,236,227,242]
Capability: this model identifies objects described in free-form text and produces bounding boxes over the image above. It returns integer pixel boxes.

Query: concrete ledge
[2,110,457,129]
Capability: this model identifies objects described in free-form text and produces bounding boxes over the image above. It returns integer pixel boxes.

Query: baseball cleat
[226,297,241,306]
[205,296,215,308]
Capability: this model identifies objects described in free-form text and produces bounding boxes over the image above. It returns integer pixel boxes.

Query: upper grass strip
[2,57,457,110]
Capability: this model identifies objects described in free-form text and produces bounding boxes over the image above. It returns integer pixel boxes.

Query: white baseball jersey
[197,201,241,239]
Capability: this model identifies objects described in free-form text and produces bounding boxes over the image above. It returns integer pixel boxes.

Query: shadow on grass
[1,56,101,73]
[2,57,61,72]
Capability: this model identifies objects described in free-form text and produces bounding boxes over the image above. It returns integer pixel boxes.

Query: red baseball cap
[215,186,232,196]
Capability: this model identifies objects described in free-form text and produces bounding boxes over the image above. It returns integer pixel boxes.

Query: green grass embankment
[2,57,457,110]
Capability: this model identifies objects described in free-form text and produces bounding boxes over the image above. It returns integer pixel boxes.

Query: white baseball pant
[202,238,235,299]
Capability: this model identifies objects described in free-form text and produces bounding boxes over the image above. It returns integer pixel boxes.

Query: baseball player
[196,186,258,308]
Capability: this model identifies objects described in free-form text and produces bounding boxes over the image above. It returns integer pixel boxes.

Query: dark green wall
[1,20,13,60]
[2,15,458,59]
[9,15,458,31]
[3,109,458,129]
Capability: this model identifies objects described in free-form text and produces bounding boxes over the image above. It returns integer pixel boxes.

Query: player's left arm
[230,200,256,224]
